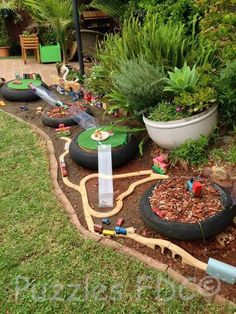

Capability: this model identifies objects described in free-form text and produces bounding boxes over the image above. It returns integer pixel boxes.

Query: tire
[41,110,77,128]
[1,80,47,102]
[69,132,139,170]
[139,182,235,241]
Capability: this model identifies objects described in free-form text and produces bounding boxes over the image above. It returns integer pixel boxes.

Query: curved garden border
[1,109,234,307]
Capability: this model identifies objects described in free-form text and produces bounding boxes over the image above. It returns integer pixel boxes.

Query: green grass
[210,143,236,164]
[0,110,235,313]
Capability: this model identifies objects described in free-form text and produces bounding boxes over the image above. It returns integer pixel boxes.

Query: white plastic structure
[30,84,64,107]
[69,106,98,129]
[98,144,113,208]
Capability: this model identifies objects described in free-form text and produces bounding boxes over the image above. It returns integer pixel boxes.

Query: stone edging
[2,110,235,307]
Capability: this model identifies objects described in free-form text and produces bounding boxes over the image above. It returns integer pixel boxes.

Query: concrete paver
[0,58,78,86]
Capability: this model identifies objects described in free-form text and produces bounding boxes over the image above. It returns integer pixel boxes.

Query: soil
[150,177,223,223]
[1,89,235,303]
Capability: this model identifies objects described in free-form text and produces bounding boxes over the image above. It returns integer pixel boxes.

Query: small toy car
[102,218,110,225]
[60,160,68,177]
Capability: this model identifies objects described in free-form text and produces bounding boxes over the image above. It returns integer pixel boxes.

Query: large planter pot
[40,43,61,63]
[143,104,218,149]
[0,46,10,57]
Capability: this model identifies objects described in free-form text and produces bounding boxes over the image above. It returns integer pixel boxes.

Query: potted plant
[143,63,218,149]
[39,28,62,63]
[0,12,10,57]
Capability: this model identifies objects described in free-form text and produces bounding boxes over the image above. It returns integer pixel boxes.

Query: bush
[110,57,166,116]
[0,12,9,46]
[93,14,216,96]
[196,0,236,62]
[216,61,236,129]
[135,0,201,34]
[170,135,209,166]
[148,101,189,122]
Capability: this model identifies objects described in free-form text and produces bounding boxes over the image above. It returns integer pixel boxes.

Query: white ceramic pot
[143,104,218,149]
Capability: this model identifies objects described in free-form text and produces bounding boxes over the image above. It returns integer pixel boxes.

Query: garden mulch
[1,91,235,303]
[150,177,223,223]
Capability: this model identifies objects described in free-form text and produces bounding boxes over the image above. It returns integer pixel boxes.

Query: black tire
[139,182,235,241]
[69,132,139,170]
[1,80,47,102]
[41,109,77,128]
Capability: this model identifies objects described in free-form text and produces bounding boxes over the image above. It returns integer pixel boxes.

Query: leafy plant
[93,13,216,96]
[38,27,57,45]
[215,61,236,129]
[0,12,9,46]
[148,101,190,122]
[196,0,236,63]
[22,0,74,61]
[89,0,128,17]
[170,135,209,166]
[164,63,200,94]
[110,57,166,117]
[174,86,217,113]
[210,143,236,164]
[134,0,201,34]
[85,64,112,95]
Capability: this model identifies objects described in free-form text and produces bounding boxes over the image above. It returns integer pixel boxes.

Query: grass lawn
[0,110,234,313]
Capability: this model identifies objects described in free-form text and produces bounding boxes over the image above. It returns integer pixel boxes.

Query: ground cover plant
[2,111,235,313]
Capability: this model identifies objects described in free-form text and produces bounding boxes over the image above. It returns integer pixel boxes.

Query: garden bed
[150,177,223,223]
[45,102,87,119]
[1,92,236,303]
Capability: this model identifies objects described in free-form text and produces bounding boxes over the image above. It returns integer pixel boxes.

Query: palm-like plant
[22,0,73,62]
[89,0,128,17]
[0,0,26,11]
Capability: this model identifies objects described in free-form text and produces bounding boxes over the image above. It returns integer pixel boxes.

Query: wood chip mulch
[46,102,86,118]
[150,177,223,223]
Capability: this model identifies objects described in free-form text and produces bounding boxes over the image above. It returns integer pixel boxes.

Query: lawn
[0,110,234,313]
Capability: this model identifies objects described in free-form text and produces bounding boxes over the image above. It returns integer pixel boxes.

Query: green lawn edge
[0,111,234,314]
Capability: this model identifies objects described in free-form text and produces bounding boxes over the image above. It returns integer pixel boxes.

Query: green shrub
[210,143,236,164]
[174,86,217,113]
[131,0,201,34]
[93,12,217,96]
[196,0,236,62]
[0,12,9,46]
[170,135,209,166]
[110,57,166,116]
[216,61,236,129]
[85,64,111,95]
[148,101,189,121]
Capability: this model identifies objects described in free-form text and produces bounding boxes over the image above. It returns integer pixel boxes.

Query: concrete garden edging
[1,109,234,307]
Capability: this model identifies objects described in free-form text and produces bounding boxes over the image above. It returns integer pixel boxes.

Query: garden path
[0,58,78,86]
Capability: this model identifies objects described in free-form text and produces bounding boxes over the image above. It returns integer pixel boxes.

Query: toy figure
[55,124,71,137]
[60,160,68,177]
[152,154,169,174]
[186,178,203,198]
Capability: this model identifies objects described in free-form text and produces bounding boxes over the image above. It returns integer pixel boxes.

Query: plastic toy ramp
[68,105,98,129]
[30,84,64,107]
